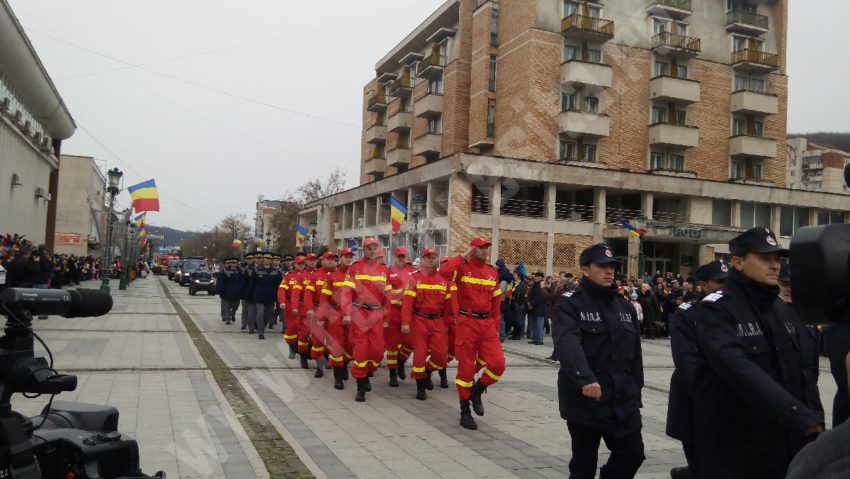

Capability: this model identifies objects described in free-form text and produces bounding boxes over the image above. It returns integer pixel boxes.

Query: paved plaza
[12,277,837,478]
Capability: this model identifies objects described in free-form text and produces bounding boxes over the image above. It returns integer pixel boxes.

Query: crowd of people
[0,233,110,291]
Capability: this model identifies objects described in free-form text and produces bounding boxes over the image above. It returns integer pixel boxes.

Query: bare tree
[295,167,347,205]
[219,213,252,240]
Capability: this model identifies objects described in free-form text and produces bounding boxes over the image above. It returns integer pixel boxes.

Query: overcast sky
[10,0,850,232]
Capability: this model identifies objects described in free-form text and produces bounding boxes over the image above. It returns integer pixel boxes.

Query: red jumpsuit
[340,258,390,379]
[446,280,458,363]
[304,268,331,360]
[385,263,415,369]
[439,256,504,401]
[278,269,303,346]
[401,269,456,379]
[296,268,315,354]
[318,265,353,368]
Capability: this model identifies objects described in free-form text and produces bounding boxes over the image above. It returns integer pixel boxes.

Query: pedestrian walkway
[9,277,837,478]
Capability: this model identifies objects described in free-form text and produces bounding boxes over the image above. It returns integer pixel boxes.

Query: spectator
[526,272,547,345]
[510,272,528,340]
[638,283,661,338]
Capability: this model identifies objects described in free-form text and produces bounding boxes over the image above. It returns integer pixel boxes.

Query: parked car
[188,268,216,295]
[167,260,179,280]
[173,260,185,283]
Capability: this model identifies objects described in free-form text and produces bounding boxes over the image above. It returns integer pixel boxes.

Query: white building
[54,155,106,256]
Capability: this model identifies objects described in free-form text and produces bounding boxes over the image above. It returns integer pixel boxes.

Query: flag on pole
[133,212,146,228]
[620,219,646,237]
[127,179,160,212]
[390,196,408,233]
[295,224,309,245]
[348,239,359,259]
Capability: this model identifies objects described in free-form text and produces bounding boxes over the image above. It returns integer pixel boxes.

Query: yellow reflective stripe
[386,359,398,365]
[390,289,403,294]
[354,274,387,282]
[391,300,403,305]
[279,284,289,289]
[306,285,316,292]
[450,285,458,291]
[476,357,487,366]
[460,277,497,287]
[284,333,298,340]
[353,360,369,367]
[493,289,502,297]
[413,366,426,373]
[311,346,325,352]
[445,294,452,299]
[293,285,303,290]
[484,368,502,381]
[321,289,333,296]
[455,378,474,388]
[329,355,344,362]
[506,284,513,292]
[332,281,348,287]
[315,280,325,287]
[404,290,417,297]
[302,280,310,285]
[401,345,413,353]
[368,360,382,367]
[384,285,392,291]
[428,360,443,370]
[343,281,356,288]
[386,351,398,357]
[344,352,354,359]
[416,283,447,291]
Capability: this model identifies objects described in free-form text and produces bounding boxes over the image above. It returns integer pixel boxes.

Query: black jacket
[248,264,282,304]
[665,298,700,442]
[824,323,850,427]
[5,255,38,287]
[637,291,660,325]
[527,282,547,317]
[553,277,643,437]
[694,270,824,478]
[241,264,255,301]
[216,268,245,301]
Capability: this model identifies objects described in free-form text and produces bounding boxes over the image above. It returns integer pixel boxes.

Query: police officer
[240,252,257,332]
[215,257,244,325]
[666,260,728,479]
[552,243,644,479]
[694,227,824,478]
[249,252,282,340]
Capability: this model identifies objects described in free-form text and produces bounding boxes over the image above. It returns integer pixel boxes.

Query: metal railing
[646,0,692,11]
[389,76,411,92]
[651,32,701,54]
[561,14,615,37]
[471,195,490,214]
[726,9,769,30]
[501,198,546,218]
[367,90,387,109]
[555,203,595,222]
[416,55,447,75]
[731,49,779,67]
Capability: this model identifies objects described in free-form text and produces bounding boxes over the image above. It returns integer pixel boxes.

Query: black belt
[458,308,489,319]
[312,300,320,307]
[414,310,442,320]
[353,301,383,311]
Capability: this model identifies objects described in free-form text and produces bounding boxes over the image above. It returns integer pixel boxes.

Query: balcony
[365,157,386,176]
[386,145,411,168]
[501,198,545,219]
[364,124,386,145]
[731,49,779,72]
[413,133,442,157]
[560,59,612,90]
[417,54,447,79]
[729,135,776,159]
[651,32,701,58]
[414,92,443,118]
[730,90,778,115]
[557,110,610,138]
[387,111,413,132]
[648,123,699,148]
[725,9,769,35]
[802,162,823,171]
[367,91,387,112]
[389,76,413,98]
[650,76,700,104]
[645,0,692,19]
[561,14,615,42]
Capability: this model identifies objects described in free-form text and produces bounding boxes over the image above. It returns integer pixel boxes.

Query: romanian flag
[295,224,308,245]
[127,179,160,212]
[133,212,146,228]
[620,219,646,238]
[390,196,408,233]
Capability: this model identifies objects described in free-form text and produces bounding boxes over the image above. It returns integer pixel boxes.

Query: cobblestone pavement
[11,277,837,478]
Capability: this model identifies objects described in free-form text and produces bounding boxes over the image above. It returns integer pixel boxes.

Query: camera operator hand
[803,424,824,437]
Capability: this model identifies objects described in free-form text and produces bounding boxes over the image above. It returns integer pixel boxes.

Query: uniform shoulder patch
[678,301,694,311]
[702,291,726,303]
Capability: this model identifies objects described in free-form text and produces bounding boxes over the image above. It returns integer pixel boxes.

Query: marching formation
[213,236,505,430]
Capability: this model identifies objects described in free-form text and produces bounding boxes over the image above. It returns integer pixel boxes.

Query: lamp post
[410,195,425,256]
[309,219,318,253]
[100,168,123,292]
[119,211,131,290]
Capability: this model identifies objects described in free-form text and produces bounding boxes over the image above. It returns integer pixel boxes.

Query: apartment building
[255,198,284,249]
[300,0,848,278]
[54,154,107,256]
[787,137,850,195]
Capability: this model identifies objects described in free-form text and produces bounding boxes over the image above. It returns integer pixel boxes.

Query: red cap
[376,249,386,258]
[363,237,379,247]
[338,248,354,257]
[306,253,318,260]
[322,251,338,259]
[394,246,409,257]
[294,256,305,264]
[470,236,492,248]
[440,256,450,263]
[421,248,437,257]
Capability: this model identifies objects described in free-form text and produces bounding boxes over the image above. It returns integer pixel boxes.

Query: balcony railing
[367,91,387,111]
[646,0,692,12]
[501,198,546,218]
[416,55,447,76]
[472,195,490,214]
[555,203,595,222]
[726,9,769,30]
[731,49,779,68]
[651,32,701,54]
[389,76,412,95]
[561,14,615,38]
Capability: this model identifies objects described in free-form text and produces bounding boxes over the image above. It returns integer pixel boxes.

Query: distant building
[255,199,283,250]
[0,0,76,247]
[54,154,106,256]
[787,137,850,194]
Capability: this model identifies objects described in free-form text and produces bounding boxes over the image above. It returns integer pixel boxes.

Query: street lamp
[119,211,132,290]
[309,219,318,253]
[100,168,123,292]
[410,195,425,255]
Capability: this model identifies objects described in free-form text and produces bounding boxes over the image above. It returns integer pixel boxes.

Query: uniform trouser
[410,316,448,379]
[384,306,412,369]
[284,306,300,345]
[446,319,456,363]
[324,310,348,368]
[297,311,311,354]
[220,298,239,322]
[275,304,285,331]
[454,317,505,400]
[566,421,645,479]
[254,302,275,335]
[307,307,327,360]
[350,308,385,379]
[243,302,257,332]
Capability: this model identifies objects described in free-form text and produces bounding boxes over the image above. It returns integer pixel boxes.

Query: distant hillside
[147,226,199,246]
[789,132,850,152]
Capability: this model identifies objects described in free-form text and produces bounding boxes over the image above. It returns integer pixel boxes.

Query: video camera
[0,288,163,478]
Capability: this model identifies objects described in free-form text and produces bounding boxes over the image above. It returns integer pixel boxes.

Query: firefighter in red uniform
[296,253,319,369]
[439,236,504,430]
[402,248,455,400]
[341,238,391,402]
[304,252,335,378]
[319,248,355,390]
[441,256,458,390]
[385,246,415,387]
[279,255,306,359]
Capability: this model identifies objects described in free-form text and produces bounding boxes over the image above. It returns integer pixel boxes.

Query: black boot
[300,352,309,369]
[415,379,427,400]
[459,400,478,430]
[314,357,325,378]
[355,378,366,402]
[342,364,349,381]
[397,361,406,380]
[288,343,296,360]
[438,369,449,389]
[425,371,434,390]
[364,377,372,392]
[389,368,399,387]
[333,367,345,390]
[367,371,374,378]
[669,467,693,479]
[470,381,487,416]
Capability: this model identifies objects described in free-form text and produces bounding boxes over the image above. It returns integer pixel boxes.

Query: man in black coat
[694,227,824,478]
[553,243,644,479]
[248,252,283,340]
[216,257,244,325]
[665,260,728,479]
[526,271,547,345]
[637,283,660,338]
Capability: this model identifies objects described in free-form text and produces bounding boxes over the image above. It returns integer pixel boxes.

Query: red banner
[55,233,81,245]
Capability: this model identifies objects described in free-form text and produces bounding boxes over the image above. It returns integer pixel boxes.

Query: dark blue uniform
[824,323,850,426]
[248,263,283,338]
[553,277,645,479]
[665,298,700,471]
[216,267,244,324]
[694,270,824,478]
[241,262,256,331]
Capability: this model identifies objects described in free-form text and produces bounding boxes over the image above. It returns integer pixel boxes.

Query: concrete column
[426,182,433,219]
[641,192,654,220]
[807,208,818,228]
[546,183,557,276]
[490,179,502,263]
[731,201,742,228]
[594,187,607,225]
[627,234,640,278]
[362,199,369,230]
[770,205,782,235]
[376,196,382,227]
[698,244,711,265]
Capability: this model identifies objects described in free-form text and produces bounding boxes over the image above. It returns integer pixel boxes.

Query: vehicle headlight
[210,279,216,283]
[194,280,200,284]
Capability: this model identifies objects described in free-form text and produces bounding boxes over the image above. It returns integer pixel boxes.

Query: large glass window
[490,9,499,46]
[588,49,602,63]
[488,55,497,92]
[559,140,575,161]
[817,210,844,225]
[562,93,578,111]
[427,116,442,134]
[780,207,810,236]
[650,152,665,170]
[428,77,443,94]
[585,96,599,113]
[713,199,732,226]
[584,144,597,162]
[740,202,771,229]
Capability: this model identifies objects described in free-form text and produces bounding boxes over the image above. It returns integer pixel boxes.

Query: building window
[652,106,667,124]
[753,119,764,137]
[427,116,442,134]
[740,202,771,229]
[731,158,763,181]
[669,154,684,171]
[486,99,496,137]
[650,151,665,170]
[488,55,497,92]
[732,117,747,136]
[562,93,578,112]
[676,64,688,79]
[564,44,578,61]
[732,36,747,52]
[588,49,602,63]
[491,9,499,46]
[559,140,576,161]
[653,18,667,34]
[713,200,732,226]
[585,96,599,113]
[780,206,810,236]
[817,210,844,225]
[654,62,668,77]
[401,96,412,113]
[584,144,597,162]
[675,110,687,126]
[564,1,578,16]
[735,74,765,92]
[790,170,795,177]
[428,77,443,94]
[409,62,418,84]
